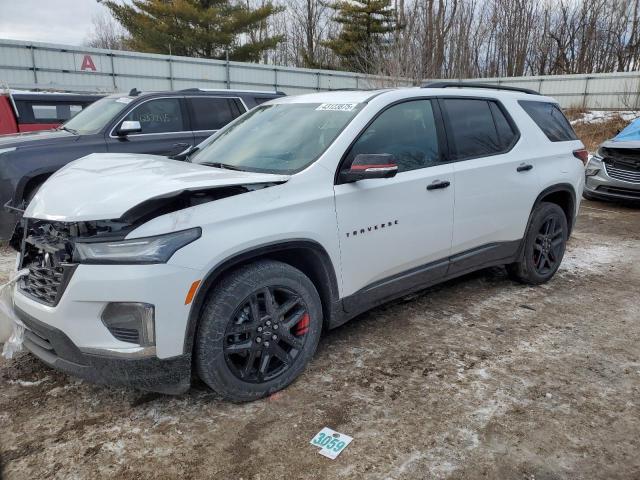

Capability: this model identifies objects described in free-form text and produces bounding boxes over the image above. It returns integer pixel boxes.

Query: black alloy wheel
[532,213,564,275]
[195,260,322,401]
[507,202,568,285]
[223,286,311,383]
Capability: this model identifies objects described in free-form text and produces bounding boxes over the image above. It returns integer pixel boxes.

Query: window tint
[188,97,243,131]
[29,103,85,123]
[345,100,440,173]
[442,99,506,160]
[123,98,185,134]
[519,101,577,142]
[489,102,518,149]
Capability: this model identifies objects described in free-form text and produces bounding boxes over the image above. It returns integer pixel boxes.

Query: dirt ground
[0,199,639,480]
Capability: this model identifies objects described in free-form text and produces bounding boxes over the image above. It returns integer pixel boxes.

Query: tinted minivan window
[442,98,506,160]
[519,101,577,142]
[345,100,440,172]
[188,97,244,131]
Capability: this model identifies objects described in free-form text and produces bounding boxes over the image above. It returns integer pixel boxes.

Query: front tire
[507,202,568,285]
[195,260,322,402]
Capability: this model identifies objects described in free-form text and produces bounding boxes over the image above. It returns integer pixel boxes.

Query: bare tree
[84,11,127,50]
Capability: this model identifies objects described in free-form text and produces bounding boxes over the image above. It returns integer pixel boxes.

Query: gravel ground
[0,199,639,480]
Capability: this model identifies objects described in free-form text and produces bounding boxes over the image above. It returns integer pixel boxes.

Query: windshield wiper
[60,126,78,135]
[200,161,245,171]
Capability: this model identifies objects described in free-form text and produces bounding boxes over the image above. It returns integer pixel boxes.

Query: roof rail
[178,87,285,95]
[421,81,540,95]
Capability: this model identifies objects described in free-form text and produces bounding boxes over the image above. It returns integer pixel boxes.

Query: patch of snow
[571,110,640,125]
[560,243,623,275]
[8,376,50,387]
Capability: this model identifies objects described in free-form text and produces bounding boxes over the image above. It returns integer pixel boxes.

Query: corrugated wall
[1,38,639,109]
[453,73,640,110]
[0,39,412,95]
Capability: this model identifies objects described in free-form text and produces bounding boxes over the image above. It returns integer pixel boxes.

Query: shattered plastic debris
[0,269,28,358]
[310,427,353,459]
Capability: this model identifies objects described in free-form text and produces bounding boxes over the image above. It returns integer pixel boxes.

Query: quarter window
[122,98,185,134]
[519,100,577,142]
[345,100,441,173]
[188,97,244,131]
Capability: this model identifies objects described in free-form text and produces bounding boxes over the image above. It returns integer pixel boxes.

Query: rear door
[440,97,539,274]
[333,99,454,305]
[106,96,194,157]
[187,96,246,145]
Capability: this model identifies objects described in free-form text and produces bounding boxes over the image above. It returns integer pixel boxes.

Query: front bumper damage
[17,307,191,394]
[8,217,198,394]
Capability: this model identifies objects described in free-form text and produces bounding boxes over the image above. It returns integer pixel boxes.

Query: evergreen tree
[324,0,397,73]
[103,0,284,62]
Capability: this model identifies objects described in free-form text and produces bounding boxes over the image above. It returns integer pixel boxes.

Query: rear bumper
[16,306,191,394]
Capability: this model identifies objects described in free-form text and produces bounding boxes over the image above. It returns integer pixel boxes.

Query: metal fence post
[29,45,37,85]
[225,50,230,89]
[317,71,321,91]
[274,68,278,91]
[110,54,117,91]
[582,77,591,109]
[538,78,544,94]
[168,57,174,90]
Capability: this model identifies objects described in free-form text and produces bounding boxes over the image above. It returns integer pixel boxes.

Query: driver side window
[344,100,441,173]
[121,98,185,135]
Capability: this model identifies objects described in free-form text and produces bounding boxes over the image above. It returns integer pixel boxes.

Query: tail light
[573,149,589,165]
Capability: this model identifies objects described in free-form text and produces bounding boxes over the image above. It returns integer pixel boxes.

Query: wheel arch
[182,239,341,355]
[532,183,577,236]
[15,168,57,204]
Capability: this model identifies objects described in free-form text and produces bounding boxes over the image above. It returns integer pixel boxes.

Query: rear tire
[195,260,322,402]
[507,202,568,285]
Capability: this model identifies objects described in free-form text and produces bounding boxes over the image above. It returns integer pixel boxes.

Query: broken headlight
[74,227,201,264]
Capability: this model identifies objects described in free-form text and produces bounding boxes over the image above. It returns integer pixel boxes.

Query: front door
[333,99,455,309]
[107,97,194,157]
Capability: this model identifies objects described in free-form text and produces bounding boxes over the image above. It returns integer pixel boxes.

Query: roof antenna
[129,88,141,97]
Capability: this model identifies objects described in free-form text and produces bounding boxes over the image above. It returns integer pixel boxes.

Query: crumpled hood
[25,153,290,221]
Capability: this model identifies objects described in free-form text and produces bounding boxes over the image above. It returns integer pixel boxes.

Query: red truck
[0,91,103,135]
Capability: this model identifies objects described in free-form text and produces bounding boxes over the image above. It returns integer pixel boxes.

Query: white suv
[8,84,586,401]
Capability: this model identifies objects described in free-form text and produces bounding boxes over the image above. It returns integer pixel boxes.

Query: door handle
[517,163,533,172]
[427,180,451,191]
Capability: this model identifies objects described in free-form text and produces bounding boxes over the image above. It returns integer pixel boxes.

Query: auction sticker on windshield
[316,103,358,112]
[310,427,353,459]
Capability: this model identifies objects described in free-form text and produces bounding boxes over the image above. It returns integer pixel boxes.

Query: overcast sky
[0,0,118,46]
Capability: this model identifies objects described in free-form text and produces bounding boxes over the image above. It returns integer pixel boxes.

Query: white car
[8,83,586,401]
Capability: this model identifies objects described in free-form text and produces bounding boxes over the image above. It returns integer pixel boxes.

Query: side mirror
[339,154,398,183]
[117,120,142,136]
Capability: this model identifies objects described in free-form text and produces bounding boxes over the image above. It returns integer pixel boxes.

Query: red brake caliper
[294,313,310,336]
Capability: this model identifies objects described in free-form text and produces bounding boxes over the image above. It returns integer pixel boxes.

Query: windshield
[191,102,364,174]
[63,96,133,134]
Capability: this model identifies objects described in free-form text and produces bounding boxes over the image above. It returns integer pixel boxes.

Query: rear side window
[441,98,517,160]
[519,101,577,142]
[188,97,244,131]
[18,102,87,124]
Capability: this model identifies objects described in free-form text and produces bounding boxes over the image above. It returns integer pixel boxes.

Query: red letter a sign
[80,55,97,71]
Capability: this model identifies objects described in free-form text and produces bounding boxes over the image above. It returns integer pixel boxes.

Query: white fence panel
[2,38,640,109]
